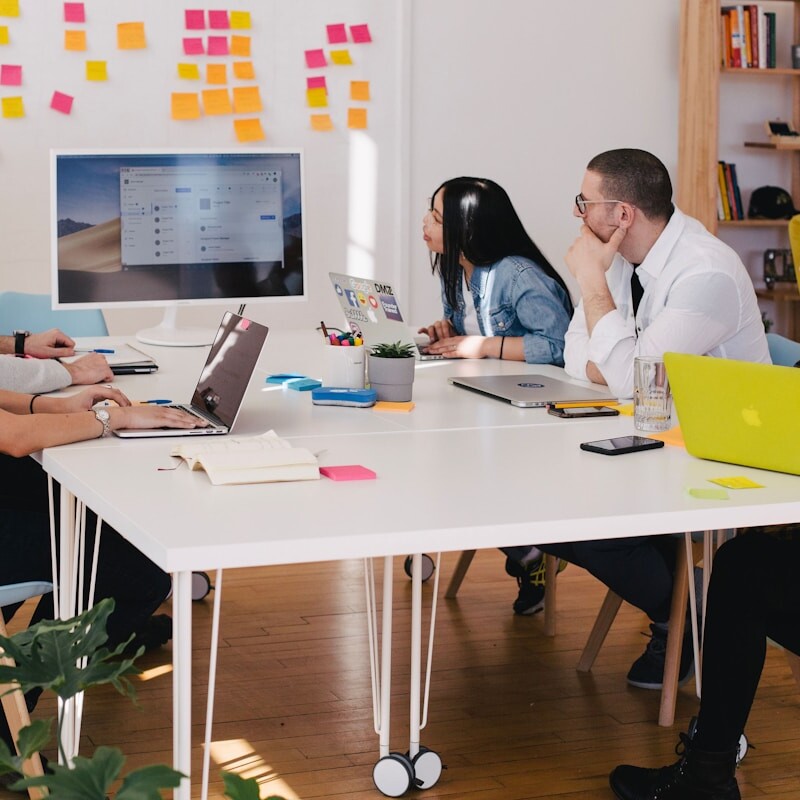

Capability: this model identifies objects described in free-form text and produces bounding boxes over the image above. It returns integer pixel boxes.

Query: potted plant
[0,599,278,800]
[367,341,416,402]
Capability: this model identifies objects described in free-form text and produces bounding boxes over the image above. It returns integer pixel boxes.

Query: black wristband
[499,336,505,361]
[29,394,41,414]
[14,330,29,357]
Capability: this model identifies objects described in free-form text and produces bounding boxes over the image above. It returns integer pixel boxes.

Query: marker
[320,320,329,338]
[76,348,115,354]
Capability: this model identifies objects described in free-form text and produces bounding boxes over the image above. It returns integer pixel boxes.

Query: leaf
[16,745,125,799]
[116,764,185,800]
[15,719,52,762]
[222,771,266,800]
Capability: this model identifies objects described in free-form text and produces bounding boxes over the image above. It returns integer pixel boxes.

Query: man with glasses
[535,149,770,691]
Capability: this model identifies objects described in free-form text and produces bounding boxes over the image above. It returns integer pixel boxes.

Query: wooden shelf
[722,67,800,75]
[745,140,800,150]
[718,219,790,227]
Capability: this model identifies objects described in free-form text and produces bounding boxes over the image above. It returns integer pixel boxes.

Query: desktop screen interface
[52,150,304,306]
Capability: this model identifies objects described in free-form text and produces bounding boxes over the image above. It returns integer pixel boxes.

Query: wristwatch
[13,330,30,357]
[93,408,111,438]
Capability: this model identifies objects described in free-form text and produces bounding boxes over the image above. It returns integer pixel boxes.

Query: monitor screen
[50,148,305,343]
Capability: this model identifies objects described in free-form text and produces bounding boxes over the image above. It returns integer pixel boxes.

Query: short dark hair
[586,149,673,221]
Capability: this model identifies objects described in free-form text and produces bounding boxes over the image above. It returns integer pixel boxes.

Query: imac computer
[50,148,305,346]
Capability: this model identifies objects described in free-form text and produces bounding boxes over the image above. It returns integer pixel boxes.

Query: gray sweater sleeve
[0,356,71,393]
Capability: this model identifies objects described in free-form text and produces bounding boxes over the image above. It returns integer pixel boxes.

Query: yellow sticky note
[232,85,262,113]
[178,63,200,80]
[0,0,19,18]
[64,29,86,51]
[171,92,201,120]
[647,425,685,448]
[233,117,264,142]
[709,476,765,490]
[350,80,370,101]
[117,21,146,50]
[229,11,251,29]
[0,25,9,45]
[86,61,108,81]
[687,487,729,501]
[230,34,250,56]
[202,88,232,115]
[1,95,23,117]
[206,63,227,84]
[233,61,254,80]
[306,87,327,108]
[614,403,634,416]
[330,49,353,65]
[373,401,415,413]
[348,107,367,129]
[310,113,333,131]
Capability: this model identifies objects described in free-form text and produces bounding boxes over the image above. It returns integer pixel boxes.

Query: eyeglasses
[574,193,625,215]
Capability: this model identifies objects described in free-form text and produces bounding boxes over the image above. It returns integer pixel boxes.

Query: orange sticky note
[232,85,262,113]
[0,26,9,45]
[1,95,23,118]
[117,21,146,50]
[310,113,333,132]
[232,61,254,80]
[306,87,327,108]
[86,61,108,81]
[373,401,415,413]
[229,11,251,30]
[348,107,367,129]
[177,62,200,80]
[230,34,250,56]
[206,63,227,84]
[202,88,232,115]
[233,117,264,142]
[64,29,86,51]
[350,80,370,101]
[330,49,353,65]
[0,0,20,17]
[171,92,201,120]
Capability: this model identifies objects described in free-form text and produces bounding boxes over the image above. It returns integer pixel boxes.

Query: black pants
[695,531,800,750]
[539,535,677,623]
[0,455,171,746]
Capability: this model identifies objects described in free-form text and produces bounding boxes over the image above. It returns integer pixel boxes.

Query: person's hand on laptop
[418,319,455,349]
[62,352,115,385]
[424,334,488,359]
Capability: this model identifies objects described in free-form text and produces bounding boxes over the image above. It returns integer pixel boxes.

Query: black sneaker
[504,556,567,616]
[626,622,694,690]
[121,614,173,656]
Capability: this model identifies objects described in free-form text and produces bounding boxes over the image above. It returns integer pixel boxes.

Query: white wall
[0,1,681,336]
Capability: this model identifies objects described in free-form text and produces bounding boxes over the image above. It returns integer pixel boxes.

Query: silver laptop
[328,272,444,360]
[449,374,616,408]
[115,312,269,438]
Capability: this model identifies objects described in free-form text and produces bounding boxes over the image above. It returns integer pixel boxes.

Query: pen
[76,348,115,354]
[142,399,172,405]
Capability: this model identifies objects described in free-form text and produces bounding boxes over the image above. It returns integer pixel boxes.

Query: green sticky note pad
[709,476,764,490]
[687,487,729,501]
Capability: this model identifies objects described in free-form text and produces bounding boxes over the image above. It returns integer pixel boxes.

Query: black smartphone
[579,436,665,455]
[547,405,620,419]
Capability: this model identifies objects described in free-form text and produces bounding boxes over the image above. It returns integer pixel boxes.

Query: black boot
[609,732,740,800]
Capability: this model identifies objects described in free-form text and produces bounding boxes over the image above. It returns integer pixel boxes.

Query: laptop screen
[190,312,269,427]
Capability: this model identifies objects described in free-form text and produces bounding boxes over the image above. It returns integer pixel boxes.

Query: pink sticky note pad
[207,35,229,55]
[307,75,327,90]
[185,9,205,29]
[350,24,372,43]
[320,465,376,481]
[208,10,229,29]
[183,37,204,55]
[1,63,21,86]
[64,2,85,23]
[50,91,73,114]
[305,48,327,68]
[326,23,347,44]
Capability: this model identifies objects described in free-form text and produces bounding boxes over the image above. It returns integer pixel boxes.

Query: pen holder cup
[323,345,366,389]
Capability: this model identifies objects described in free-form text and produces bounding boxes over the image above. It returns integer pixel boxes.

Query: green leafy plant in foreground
[0,598,275,799]
[370,340,415,358]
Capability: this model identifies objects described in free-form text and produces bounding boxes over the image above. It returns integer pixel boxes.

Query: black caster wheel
[191,571,212,601]
[410,746,443,789]
[403,554,436,582]
[373,752,414,797]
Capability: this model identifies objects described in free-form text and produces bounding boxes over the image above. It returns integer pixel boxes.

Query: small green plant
[370,341,415,358]
[0,599,271,800]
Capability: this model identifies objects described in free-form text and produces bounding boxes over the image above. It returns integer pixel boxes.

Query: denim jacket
[441,256,572,365]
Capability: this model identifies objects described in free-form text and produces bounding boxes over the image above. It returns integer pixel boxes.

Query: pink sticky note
[320,465,376,481]
[207,35,228,55]
[50,90,73,115]
[185,9,205,30]
[208,10,229,29]
[326,23,347,44]
[64,2,85,23]
[307,75,326,90]
[0,63,21,86]
[350,24,372,43]
[305,48,327,69]
[183,37,204,55]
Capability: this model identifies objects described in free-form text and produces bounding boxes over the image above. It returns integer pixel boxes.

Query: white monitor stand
[136,306,215,347]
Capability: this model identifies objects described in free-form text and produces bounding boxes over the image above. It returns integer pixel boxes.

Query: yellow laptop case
[664,352,800,476]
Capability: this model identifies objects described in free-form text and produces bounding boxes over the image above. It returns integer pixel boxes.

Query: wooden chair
[0,580,53,799]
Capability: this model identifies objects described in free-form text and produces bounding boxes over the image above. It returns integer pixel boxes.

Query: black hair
[586,149,674,221]
[428,177,571,311]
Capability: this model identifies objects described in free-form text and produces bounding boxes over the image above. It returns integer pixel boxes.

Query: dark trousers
[539,535,677,623]
[695,531,800,750]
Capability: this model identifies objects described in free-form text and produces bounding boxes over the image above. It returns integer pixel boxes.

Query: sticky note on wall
[1,95,24,117]
[185,9,205,29]
[64,29,86,51]
[350,24,372,43]
[0,0,20,17]
[202,88,232,114]
[117,22,146,50]
[233,118,264,142]
[233,61,254,80]
[171,92,200,120]
[85,60,108,81]
[232,85,262,113]
[0,26,10,44]
[310,113,333,131]
[229,11,251,29]
[63,2,84,23]
[305,49,326,68]
[330,49,353,65]
[350,80,370,101]
[306,87,327,108]
[50,90,74,114]
[0,63,21,86]
[348,107,367,129]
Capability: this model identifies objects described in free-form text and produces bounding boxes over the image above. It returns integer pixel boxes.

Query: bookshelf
[678,0,800,334]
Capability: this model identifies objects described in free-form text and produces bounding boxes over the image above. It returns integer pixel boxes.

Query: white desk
[41,332,800,798]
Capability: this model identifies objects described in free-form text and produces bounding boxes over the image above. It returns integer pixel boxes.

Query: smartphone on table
[580,436,665,455]
[547,405,620,419]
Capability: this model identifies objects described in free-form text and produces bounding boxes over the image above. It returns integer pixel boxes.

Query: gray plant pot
[367,354,415,402]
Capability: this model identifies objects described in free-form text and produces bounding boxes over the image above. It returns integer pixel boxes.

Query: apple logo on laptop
[741,406,762,427]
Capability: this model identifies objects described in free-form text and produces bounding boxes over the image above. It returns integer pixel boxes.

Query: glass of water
[634,356,672,432]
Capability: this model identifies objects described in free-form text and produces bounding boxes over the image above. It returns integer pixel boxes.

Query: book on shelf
[721,5,775,69]
[717,161,732,220]
[171,430,320,486]
[717,161,744,221]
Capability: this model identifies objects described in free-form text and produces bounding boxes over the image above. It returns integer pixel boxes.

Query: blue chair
[0,292,107,337]
[766,332,800,367]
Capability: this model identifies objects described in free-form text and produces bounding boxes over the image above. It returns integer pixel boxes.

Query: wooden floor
[4,550,799,799]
